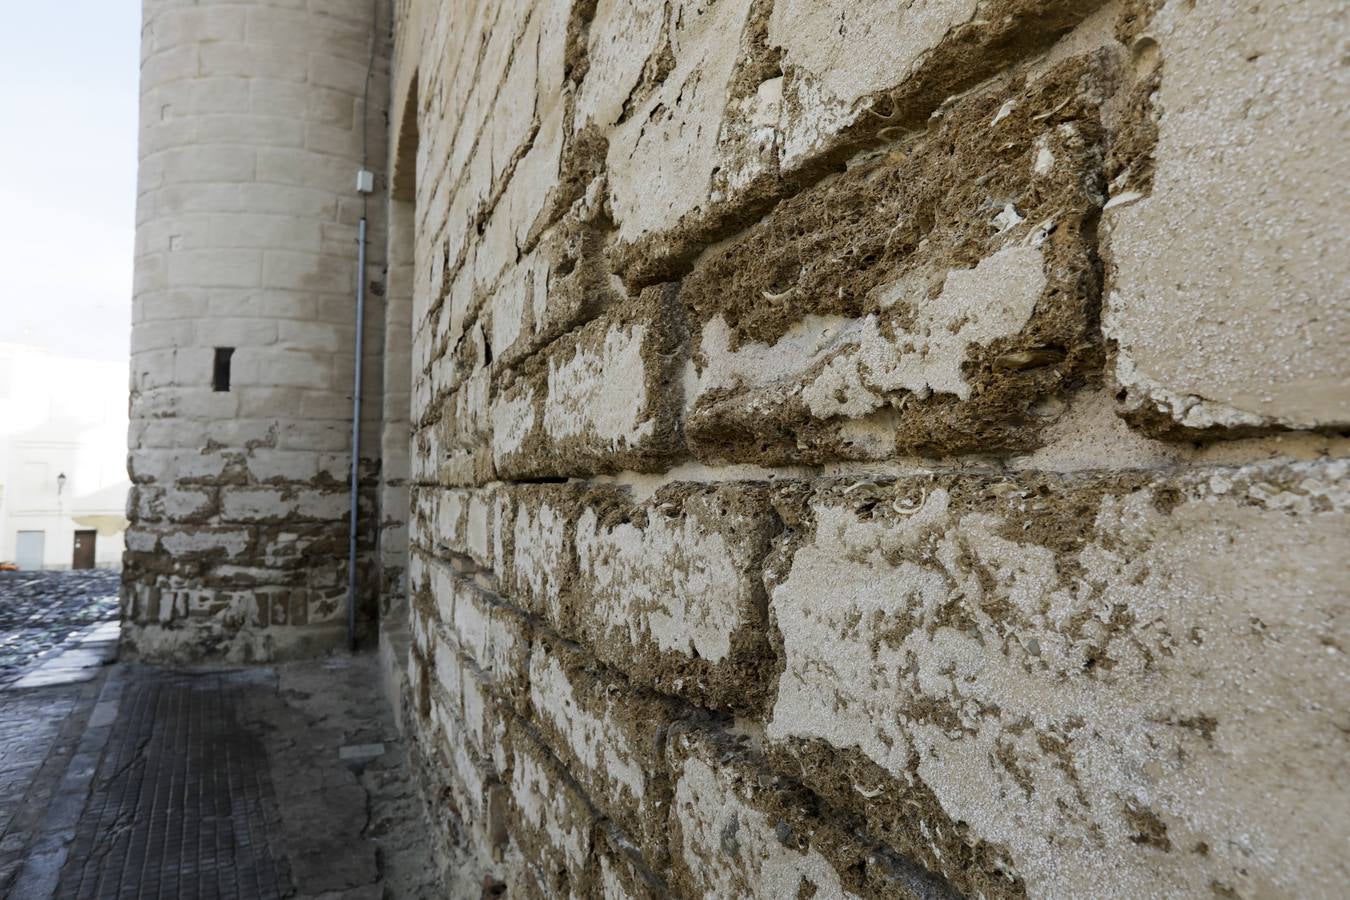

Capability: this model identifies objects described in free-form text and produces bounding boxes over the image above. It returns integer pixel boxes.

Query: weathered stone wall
[124,0,394,661]
[390,0,1349,897]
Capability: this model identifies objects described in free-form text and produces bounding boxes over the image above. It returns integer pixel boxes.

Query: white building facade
[0,344,129,570]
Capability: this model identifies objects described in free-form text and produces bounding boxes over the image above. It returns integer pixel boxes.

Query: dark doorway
[72,530,97,569]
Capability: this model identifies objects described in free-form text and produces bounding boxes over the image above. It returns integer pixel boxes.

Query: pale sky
[0,2,140,362]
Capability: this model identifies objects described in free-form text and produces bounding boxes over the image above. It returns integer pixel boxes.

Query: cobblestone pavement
[0,570,120,683]
[1,655,441,900]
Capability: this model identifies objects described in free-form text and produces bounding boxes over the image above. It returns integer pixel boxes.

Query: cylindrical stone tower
[124,0,391,661]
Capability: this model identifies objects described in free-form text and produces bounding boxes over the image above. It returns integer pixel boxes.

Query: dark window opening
[213,347,234,392]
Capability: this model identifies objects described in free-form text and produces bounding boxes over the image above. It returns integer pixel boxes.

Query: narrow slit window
[213,347,234,392]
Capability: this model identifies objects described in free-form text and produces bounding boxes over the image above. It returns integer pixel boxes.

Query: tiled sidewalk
[52,670,292,899]
[1,656,441,900]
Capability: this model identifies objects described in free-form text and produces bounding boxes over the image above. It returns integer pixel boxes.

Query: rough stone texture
[124,0,396,661]
[680,53,1113,463]
[383,0,1348,892]
[570,482,781,712]
[764,459,1349,898]
[132,0,1350,895]
[667,726,958,900]
[1103,0,1350,437]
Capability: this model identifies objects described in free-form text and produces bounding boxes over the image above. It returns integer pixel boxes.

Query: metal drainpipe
[347,215,368,652]
[347,0,379,653]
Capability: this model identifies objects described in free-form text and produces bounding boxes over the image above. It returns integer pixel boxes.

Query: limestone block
[503,485,589,626]
[572,0,667,133]
[450,577,531,713]
[229,347,333,390]
[431,688,508,860]
[163,487,218,523]
[504,722,597,896]
[493,181,614,371]
[156,527,253,560]
[607,0,754,247]
[679,53,1113,463]
[527,633,677,869]
[595,824,668,900]
[667,727,952,900]
[489,11,540,188]
[241,449,321,483]
[198,42,308,81]
[459,652,511,766]
[128,448,236,485]
[1103,0,1350,435]
[144,6,247,52]
[167,248,262,289]
[420,487,499,571]
[766,0,1098,172]
[764,459,1350,898]
[608,0,1101,285]
[162,143,258,183]
[572,482,781,712]
[131,319,196,354]
[492,285,687,478]
[275,421,351,453]
[141,44,202,90]
[432,624,463,715]
[220,486,347,523]
[261,249,355,294]
[243,7,373,63]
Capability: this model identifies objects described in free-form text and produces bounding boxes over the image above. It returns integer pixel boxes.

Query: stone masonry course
[128,0,1349,896]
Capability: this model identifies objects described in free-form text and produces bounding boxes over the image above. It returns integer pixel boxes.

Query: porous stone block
[504,722,598,897]
[450,577,532,714]
[607,0,755,249]
[764,0,1100,172]
[501,484,588,627]
[594,823,669,900]
[419,486,499,571]
[609,0,1105,286]
[1103,0,1350,435]
[429,684,508,861]
[492,182,615,371]
[667,726,954,900]
[763,459,1350,898]
[527,633,677,869]
[572,482,781,713]
[679,52,1113,464]
[492,285,687,477]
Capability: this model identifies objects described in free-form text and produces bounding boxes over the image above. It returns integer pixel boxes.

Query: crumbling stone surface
[383,0,1348,892]
[680,52,1114,462]
[132,0,1349,895]
[764,459,1349,897]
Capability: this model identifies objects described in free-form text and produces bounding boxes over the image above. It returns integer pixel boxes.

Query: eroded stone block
[504,722,598,897]
[680,53,1113,463]
[764,459,1350,897]
[527,633,676,869]
[572,482,781,713]
[492,285,687,478]
[610,0,1105,286]
[667,726,953,900]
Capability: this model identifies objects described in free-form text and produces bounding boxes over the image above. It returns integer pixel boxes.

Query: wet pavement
[0,570,120,684]
[0,573,440,900]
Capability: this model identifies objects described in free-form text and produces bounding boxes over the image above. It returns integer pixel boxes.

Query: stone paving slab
[12,622,121,690]
[0,675,105,893]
